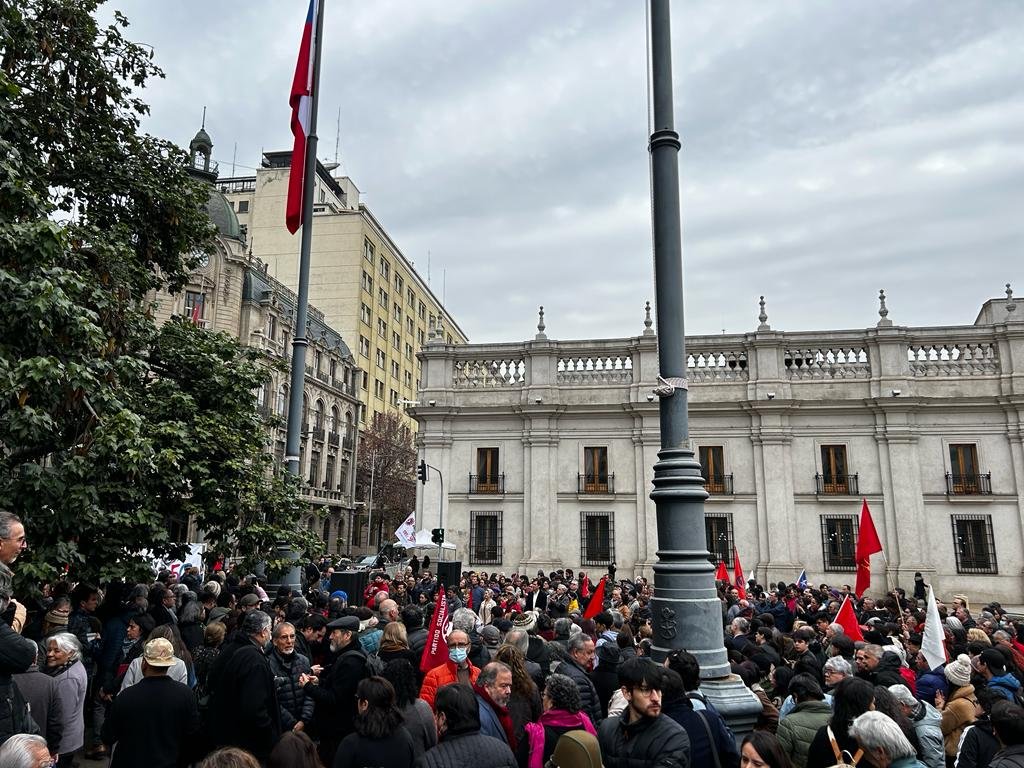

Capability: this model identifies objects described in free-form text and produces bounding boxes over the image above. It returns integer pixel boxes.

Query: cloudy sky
[110,1,1023,343]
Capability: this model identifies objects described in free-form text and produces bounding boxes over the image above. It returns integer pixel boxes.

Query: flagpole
[283,0,326,591]
[646,0,760,733]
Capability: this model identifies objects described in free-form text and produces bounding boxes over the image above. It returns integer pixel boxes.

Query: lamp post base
[698,675,764,741]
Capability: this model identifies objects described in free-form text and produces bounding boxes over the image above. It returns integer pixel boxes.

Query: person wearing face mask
[420,630,481,709]
[204,610,281,763]
[419,683,517,768]
[300,614,369,764]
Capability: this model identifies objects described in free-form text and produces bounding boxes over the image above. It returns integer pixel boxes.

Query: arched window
[302,393,310,432]
[277,385,288,416]
[329,406,340,435]
[314,399,325,430]
[322,518,331,547]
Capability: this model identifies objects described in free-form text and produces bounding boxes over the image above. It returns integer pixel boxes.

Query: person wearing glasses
[0,733,55,768]
[419,630,480,710]
[597,659,690,768]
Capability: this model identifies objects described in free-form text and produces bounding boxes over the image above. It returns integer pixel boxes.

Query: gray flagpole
[283,0,326,591]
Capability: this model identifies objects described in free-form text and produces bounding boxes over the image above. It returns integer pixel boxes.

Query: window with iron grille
[470,511,502,565]
[951,515,997,574]
[581,511,614,566]
[705,513,733,565]
[820,514,858,571]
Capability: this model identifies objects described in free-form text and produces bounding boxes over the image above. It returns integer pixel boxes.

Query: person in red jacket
[420,630,480,709]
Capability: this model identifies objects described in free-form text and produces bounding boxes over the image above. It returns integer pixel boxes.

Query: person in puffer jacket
[267,622,313,732]
[777,674,833,768]
[417,683,516,768]
[597,659,690,768]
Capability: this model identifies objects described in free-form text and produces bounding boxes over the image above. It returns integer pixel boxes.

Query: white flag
[921,585,947,672]
[395,515,416,547]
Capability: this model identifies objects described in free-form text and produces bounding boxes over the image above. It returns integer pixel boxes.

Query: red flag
[466,586,473,611]
[190,302,200,324]
[733,548,747,599]
[419,587,450,673]
[835,596,865,642]
[855,499,883,597]
[583,576,607,620]
[286,0,320,234]
[580,574,591,599]
[715,561,729,581]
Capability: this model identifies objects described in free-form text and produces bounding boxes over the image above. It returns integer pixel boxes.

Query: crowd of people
[0,511,1021,768]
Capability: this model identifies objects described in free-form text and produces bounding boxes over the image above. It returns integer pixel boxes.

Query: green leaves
[0,1,311,589]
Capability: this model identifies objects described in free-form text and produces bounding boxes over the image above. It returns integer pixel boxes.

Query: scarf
[523,710,596,768]
[47,659,77,678]
[473,682,517,750]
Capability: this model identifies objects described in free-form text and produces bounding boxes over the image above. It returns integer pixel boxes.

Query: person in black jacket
[101,638,201,768]
[301,615,368,764]
[0,562,40,745]
[335,676,416,768]
[597,658,690,768]
[206,610,281,762]
[268,622,314,734]
[660,667,739,768]
[417,683,516,768]
[558,634,603,727]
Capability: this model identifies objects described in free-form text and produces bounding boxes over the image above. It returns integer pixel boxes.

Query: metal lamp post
[646,0,761,731]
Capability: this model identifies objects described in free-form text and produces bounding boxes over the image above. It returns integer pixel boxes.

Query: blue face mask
[449,647,468,664]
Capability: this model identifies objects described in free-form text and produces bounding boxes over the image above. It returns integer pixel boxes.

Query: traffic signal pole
[418,460,444,562]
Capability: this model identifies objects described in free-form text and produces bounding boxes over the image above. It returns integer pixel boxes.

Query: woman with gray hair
[46,631,87,766]
[848,710,927,767]
[0,733,50,768]
[519,673,597,768]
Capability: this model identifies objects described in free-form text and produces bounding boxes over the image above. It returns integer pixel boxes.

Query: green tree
[0,1,316,586]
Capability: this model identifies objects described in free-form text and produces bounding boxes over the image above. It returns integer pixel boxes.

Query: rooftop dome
[206,187,242,241]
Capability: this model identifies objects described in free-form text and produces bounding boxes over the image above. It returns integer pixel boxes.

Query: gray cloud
[109,0,1023,342]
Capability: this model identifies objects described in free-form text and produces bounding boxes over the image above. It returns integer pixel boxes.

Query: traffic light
[431,528,445,545]
[417,459,428,484]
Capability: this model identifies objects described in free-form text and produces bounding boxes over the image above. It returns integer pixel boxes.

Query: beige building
[415,293,1024,606]
[217,152,468,430]
[148,128,363,554]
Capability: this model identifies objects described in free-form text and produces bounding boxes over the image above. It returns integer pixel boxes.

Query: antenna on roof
[334,106,341,166]
[427,250,431,285]
[231,142,237,177]
[201,106,206,130]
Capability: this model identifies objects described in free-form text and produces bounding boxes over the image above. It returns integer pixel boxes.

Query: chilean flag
[286,0,319,234]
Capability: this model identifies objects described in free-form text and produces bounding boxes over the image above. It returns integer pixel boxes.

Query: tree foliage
[0,1,317,587]
[357,412,416,543]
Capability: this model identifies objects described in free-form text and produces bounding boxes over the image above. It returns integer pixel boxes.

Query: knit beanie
[44,606,69,627]
[944,653,972,686]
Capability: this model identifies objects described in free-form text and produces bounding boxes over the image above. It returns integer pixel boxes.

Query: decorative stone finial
[436,313,445,340]
[535,305,547,340]
[1007,284,1017,317]
[877,289,892,327]
[643,301,655,336]
[427,315,436,341]
[757,296,770,331]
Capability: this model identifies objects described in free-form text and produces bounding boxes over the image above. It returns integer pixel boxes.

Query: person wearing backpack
[300,615,368,765]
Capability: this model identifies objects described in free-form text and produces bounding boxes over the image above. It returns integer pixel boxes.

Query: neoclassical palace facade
[414,293,1024,604]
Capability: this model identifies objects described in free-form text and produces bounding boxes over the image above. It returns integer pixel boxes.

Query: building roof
[205,187,242,241]
[243,266,353,360]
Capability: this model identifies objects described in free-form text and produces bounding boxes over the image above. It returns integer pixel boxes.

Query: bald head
[379,598,399,622]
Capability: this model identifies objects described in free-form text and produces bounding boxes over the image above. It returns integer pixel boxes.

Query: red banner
[419,587,450,673]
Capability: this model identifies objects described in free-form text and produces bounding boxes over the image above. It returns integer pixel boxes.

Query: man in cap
[301,614,367,763]
[102,638,200,767]
[238,592,261,612]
